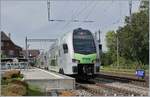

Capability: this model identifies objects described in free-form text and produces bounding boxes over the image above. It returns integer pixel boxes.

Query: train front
[72,28,100,78]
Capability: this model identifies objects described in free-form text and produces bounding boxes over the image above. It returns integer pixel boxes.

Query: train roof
[49,28,94,50]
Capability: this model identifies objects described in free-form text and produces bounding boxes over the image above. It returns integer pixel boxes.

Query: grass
[101,66,149,76]
[26,84,44,96]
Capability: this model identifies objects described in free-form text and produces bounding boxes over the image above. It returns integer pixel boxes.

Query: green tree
[101,52,113,66]
[117,9,149,65]
[105,1,149,68]
[102,31,117,65]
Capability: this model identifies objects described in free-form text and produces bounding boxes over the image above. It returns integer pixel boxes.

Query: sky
[1,0,141,51]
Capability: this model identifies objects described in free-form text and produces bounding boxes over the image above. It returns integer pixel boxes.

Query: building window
[7,43,9,46]
[1,42,4,47]
[9,50,14,56]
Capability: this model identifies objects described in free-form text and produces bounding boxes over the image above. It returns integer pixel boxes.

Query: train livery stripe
[74,53,96,64]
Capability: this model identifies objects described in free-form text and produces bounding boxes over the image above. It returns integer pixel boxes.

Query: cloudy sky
[1,0,140,51]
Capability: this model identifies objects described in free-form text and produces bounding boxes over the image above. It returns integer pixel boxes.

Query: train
[48,28,101,79]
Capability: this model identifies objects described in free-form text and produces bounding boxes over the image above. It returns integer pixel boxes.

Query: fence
[1,62,28,70]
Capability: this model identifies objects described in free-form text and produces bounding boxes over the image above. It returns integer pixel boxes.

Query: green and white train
[49,28,101,78]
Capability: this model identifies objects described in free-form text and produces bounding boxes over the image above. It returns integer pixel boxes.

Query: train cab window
[63,44,68,54]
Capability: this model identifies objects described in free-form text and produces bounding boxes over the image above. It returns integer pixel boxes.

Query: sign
[136,69,145,78]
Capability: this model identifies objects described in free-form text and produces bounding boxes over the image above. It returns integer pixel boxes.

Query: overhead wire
[61,1,94,32]
[78,1,97,27]
[49,1,95,23]
[51,0,113,33]
[63,0,115,33]
[101,0,123,31]
[112,1,123,25]
[99,0,115,29]
[83,1,97,21]
[65,2,96,32]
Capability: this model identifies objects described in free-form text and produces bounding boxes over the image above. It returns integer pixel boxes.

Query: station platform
[21,68,75,92]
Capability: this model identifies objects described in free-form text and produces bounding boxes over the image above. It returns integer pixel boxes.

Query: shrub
[20,74,24,78]
[2,70,21,79]
[2,83,27,96]
[10,80,28,89]
[1,78,12,85]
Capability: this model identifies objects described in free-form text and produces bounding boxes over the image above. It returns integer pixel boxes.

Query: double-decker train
[48,28,101,78]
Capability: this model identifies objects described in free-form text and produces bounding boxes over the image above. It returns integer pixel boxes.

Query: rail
[96,73,148,87]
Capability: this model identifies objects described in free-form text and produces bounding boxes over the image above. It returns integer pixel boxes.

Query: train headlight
[72,59,80,63]
[92,60,96,64]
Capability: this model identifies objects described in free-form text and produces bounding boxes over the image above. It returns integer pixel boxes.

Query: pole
[116,33,119,69]
[129,0,132,23]
[98,30,101,43]
[25,37,29,69]
[25,37,28,59]
[47,0,50,21]
[129,0,132,17]
[98,30,101,62]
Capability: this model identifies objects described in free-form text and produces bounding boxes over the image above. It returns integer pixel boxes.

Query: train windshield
[73,29,96,54]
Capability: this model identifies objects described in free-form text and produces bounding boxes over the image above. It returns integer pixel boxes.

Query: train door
[60,43,69,74]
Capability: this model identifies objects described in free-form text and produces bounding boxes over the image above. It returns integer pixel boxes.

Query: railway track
[76,82,136,96]
[75,73,149,96]
[96,73,149,87]
[76,81,148,96]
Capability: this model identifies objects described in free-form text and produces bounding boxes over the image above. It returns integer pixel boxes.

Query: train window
[99,44,102,50]
[63,44,68,54]
[73,29,96,54]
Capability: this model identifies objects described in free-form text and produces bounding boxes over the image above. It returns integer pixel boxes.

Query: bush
[10,80,28,89]
[2,70,21,79]
[2,83,27,96]
[1,78,12,85]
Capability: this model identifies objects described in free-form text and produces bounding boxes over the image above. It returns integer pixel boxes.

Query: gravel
[105,82,149,96]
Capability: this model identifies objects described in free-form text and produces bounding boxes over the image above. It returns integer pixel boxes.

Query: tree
[105,1,149,68]
[101,52,113,66]
[117,9,149,65]
[105,31,117,63]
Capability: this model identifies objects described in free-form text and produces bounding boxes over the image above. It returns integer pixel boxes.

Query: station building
[1,31,22,58]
